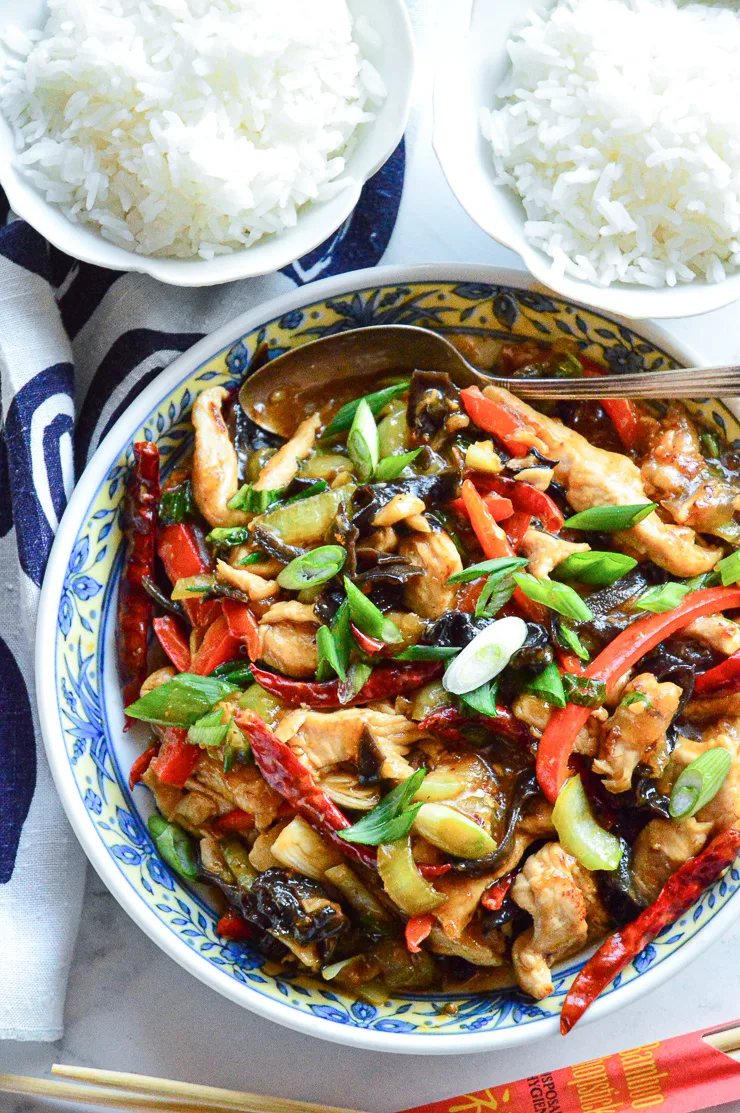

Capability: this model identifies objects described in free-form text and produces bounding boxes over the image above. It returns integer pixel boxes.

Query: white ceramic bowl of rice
[0,0,414,286]
[434,0,740,320]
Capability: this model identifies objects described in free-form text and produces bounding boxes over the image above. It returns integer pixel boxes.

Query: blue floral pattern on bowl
[45,278,740,1045]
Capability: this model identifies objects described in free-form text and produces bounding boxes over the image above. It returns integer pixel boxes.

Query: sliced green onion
[684,570,720,592]
[554,353,584,378]
[284,479,329,504]
[125,674,239,727]
[347,398,379,482]
[206,526,251,549]
[339,769,427,846]
[555,621,590,662]
[344,577,402,644]
[460,678,498,718]
[562,673,606,708]
[159,480,194,526]
[700,431,721,459]
[524,661,566,708]
[375,448,423,482]
[718,550,740,586]
[228,484,285,514]
[563,503,657,531]
[512,573,594,621]
[171,574,214,600]
[187,707,229,748]
[331,600,354,680]
[475,569,518,619]
[669,748,733,820]
[236,551,266,567]
[552,551,638,587]
[277,545,346,591]
[223,747,237,774]
[325,381,410,437]
[338,661,373,705]
[148,816,199,879]
[209,660,254,687]
[316,624,348,683]
[393,645,461,662]
[635,582,691,614]
[447,556,528,586]
[552,775,623,872]
[321,957,356,982]
[621,690,652,709]
[443,616,528,695]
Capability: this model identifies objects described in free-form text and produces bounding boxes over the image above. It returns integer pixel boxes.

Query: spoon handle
[493,366,740,399]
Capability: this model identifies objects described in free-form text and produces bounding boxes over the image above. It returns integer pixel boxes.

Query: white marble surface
[4,4,740,1110]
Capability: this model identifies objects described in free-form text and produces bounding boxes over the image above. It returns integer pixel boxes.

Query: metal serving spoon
[240,323,740,437]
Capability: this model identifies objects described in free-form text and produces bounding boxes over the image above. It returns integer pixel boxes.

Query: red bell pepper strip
[694,648,740,696]
[555,649,586,676]
[405,913,435,954]
[561,825,740,1034]
[234,709,377,870]
[579,356,645,453]
[418,863,452,879]
[216,910,253,942]
[128,744,159,791]
[119,442,161,709]
[537,586,740,803]
[191,613,242,676]
[461,386,532,457]
[153,615,191,672]
[475,474,564,534]
[419,705,535,751]
[149,727,200,788]
[482,494,514,521]
[461,479,513,560]
[158,522,220,629]
[221,598,262,661]
[503,511,532,551]
[481,874,514,912]
[214,808,256,834]
[248,661,444,710]
[455,577,487,614]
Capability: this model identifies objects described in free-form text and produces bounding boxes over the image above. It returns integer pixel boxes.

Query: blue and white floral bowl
[37,264,740,1054]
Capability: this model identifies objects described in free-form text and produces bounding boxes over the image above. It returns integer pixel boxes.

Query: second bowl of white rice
[434,0,740,320]
[0,0,414,286]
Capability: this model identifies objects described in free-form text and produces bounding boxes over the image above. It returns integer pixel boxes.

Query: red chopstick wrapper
[400,1021,740,1113]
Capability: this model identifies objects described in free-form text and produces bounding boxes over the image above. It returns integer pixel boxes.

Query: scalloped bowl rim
[0,0,414,287]
[432,0,740,321]
[36,263,740,1054]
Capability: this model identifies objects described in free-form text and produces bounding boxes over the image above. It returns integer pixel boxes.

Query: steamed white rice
[0,0,385,259]
[481,0,740,288]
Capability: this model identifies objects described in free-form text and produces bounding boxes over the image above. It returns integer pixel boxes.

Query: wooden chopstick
[704,1026,740,1055]
[0,1069,368,1113]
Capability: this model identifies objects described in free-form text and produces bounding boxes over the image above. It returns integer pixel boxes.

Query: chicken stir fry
[119,339,740,1029]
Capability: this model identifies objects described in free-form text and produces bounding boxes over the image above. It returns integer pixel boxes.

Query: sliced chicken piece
[140,666,175,697]
[258,622,318,679]
[512,692,605,754]
[686,691,740,723]
[433,873,500,940]
[192,387,250,528]
[641,408,739,534]
[217,559,279,601]
[510,842,589,999]
[684,615,740,657]
[398,530,463,619]
[191,754,283,830]
[519,529,590,579]
[249,822,289,871]
[632,816,712,905]
[481,387,722,577]
[274,707,426,782]
[593,673,681,793]
[261,600,318,625]
[253,412,321,492]
[489,797,556,879]
[365,527,397,553]
[373,493,426,528]
[664,719,740,836]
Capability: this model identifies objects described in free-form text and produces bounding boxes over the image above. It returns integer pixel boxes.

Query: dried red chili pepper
[248,661,444,710]
[191,613,242,676]
[222,598,261,661]
[405,913,434,954]
[158,522,219,629]
[418,863,453,879]
[349,623,396,658]
[216,910,253,942]
[481,874,514,911]
[153,615,191,672]
[234,709,377,871]
[537,586,740,803]
[418,705,535,751]
[474,473,564,534]
[128,744,159,791]
[214,809,256,834]
[119,442,161,711]
[561,826,740,1034]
